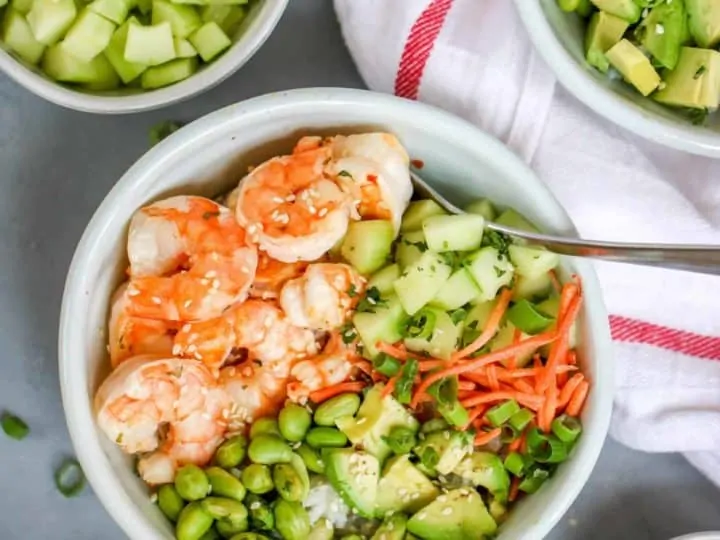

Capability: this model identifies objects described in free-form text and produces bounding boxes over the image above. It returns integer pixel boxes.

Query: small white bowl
[514,0,720,157]
[0,0,288,114]
[59,88,614,539]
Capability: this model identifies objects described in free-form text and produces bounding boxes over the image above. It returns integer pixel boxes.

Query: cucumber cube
[124,21,175,65]
[464,198,497,221]
[512,272,552,302]
[88,0,133,24]
[494,208,539,233]
[200,4,245,35]
[1,9,46,64]
[62,9,116,62]
[367,264,401,296]
[27,0,77,45]
[104,17,146,83]
[140,56,196,88]
[188,21,229,62]
[136,0,150,13]
[508,245,559,279]
[465,247,514,302]
[405,308,461,360]
[11,0,35,15]
[173,36,196,57]
[340,220,395,275]
[422,214,485,252]
[152,0,199,38]
[395,230,426,269]
[42,43,119,85]
[491,323,534,368]
[400,199,447,232]
[393,251,453,315]
[430,268,481,311]
[352,295,408,359]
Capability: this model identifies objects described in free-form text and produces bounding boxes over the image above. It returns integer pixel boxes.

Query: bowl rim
[513,0,720,158]
[59,87,614,539]
[0,0,289,114]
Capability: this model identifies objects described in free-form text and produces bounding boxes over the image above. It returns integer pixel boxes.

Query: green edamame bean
[157,484,185,522]
[307,518,334,540]
[176,502,214,540]
[206,467,246,502]
[313,393,361,426]
[201,497,248,522]
[296,443,325,474]
[250,417,281,439]
[215,516,249,539]
[228,533,271,540]
[245,493,275,530]
[199,528,220,540]
[272,463,305,502]
[241,464,274,494]
[273,500,310,540]
[214,435,248,469]
[175,464,211,501]
[248,434,293,464]
[278,403,312,442]
[305,427,348,448]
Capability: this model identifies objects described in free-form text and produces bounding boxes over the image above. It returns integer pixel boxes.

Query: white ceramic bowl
[672,534,720,540]
[59,88,614,539]
[0,0,287,114]
[514,0,720,157]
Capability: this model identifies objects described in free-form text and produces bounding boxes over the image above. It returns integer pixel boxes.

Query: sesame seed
[212,279,220,290]
[187,344,197,353]
[181,324,191,333]
[286,194,296,202]
[150,493,158,503]
[308,206,317,215]
[127,288,140,297]
[416,512,426,520]
[200,278,209,286]
[272,196,284,204]
[172,344,181,355]
[398,488,408,496]
[318,208,328,218]
[151,296,162,305]
[442,507,453,515]
[184,300,193,308]
[656,23,664,34]
[194,352,202,360]
[205,270,217,279]
[241,266,249,274]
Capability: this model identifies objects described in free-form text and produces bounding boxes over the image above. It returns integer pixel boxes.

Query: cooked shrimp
[125,196,258,322]
[108,283,176,368]
[280,263,366,331]
[287,334,356,402]
[94,355,230,483]
[250,251,310,300]
[173,300,318,372]
[234,141,354,263]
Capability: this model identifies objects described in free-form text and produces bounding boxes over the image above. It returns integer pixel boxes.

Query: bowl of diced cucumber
[0,0,287,112]
[515,0,720,157]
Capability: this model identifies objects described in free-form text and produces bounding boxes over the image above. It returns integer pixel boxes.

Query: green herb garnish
[1,412,29,440]
[149,121,183,146]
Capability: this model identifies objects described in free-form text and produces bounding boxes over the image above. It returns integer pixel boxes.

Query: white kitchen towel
[334,0,720,486]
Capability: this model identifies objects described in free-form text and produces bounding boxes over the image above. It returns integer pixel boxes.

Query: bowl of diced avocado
[0,0,287,113]
[515,0,720,157]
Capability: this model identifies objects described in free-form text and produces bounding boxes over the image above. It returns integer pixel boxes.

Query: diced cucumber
[124,21,175,65]
[88,0,133,24]
[136,0,150,13]
[490,323,534,367]
[42,42,119,84]
[508,245,559,279]
[400,199,446,232]
[103,16,146,83]
[512,272,552,302]
[464,198,497,221]
[465,247,514,302]
[404,308,461,360]
[173,36,196,57]
[430,268,481,311]
[422,214,485,252]
[140,56,196,88]
[200,4,245,35]
[188,20,229,62]
[466,300,494,330]
[152,0,199,38]
[27,0,77,45]
[1,9,46,64]
[340,220,395,275]
[367,264,401,296]
[62,9,116,62]
[393,251,453,315]
[494,208,539,233]
[11,0,35,15]
[352,295,408,358]
[395,230,426,270]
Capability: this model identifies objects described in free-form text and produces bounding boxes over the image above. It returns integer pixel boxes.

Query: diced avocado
[589,0,641,22]
[637,0,686,69]
[404,308,461,361]
[88,0,133,25]
[324,448,379,519]
[341,220,395,275]
[686,0,720,48]
[413,430,473,476]
[465,247,514,302]
[375,456,439,518]
[400,200,447,232]
[124,21,175,65]
[606,39,661,96]
[372,513,408,540]
[407,488,497,540]
[493,208,539,233]
[140,57,197,89]
[188,20,230,62]
[395,230,426,270]
[352,294,407,358]
[174,37,196,57]
[463,198,496,221]
[394,251,453,315]
[26,0,77,45]
[42,42,120,85]
[62,9,116,62]
[490,323,534,368]
[422,214,485,252]
[103,17,146,83]
[430,268,481,311]
[512,272,552,302]
[152,0,200,38]
[200,4,245,36]
[453,452,510,503]
[654,46,720,110]
[508,244,559,279]
[585,11,629,73]
[1,9,46,64]
[11,0,34,15]
[368,264,401,296]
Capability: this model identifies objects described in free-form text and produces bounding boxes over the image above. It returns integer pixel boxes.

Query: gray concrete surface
[0,1,718,538]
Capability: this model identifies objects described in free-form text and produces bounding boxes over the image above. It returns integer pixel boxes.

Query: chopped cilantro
[482,230,511,258]
[202,211,221,220]
[356,286,386,313]
[337,170,353,178]
[348,284,357,297]
[493,265,506,278]
[340,323,357,344]
[694,65,707,79]
[450,308,467,325]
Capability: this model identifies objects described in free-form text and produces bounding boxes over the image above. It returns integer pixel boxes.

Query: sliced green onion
[405,308,436,340]
[531,436,569,464]
[486,400,521,427]
[1,412,29,440]
[428,377,469,427]
[500,424,520,443]
[373,354,402,377]
[55,459,85,498]
[504,452,525,476]
[509,408,534,432]
[551,415,582,443]
[420,447,439,470]
[518,467,550,494]
[149,120,182,146]
[439,400,469,428]
[526,427,549,452]
[506,300,554,334]
[394,359,419,404]
[383,426,417,455]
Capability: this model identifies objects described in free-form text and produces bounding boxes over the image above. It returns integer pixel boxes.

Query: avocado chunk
[371,513,408,540]
[606,39,661,96]
[376,455,439,517]
[412,430,473,476]
[637,0,687,69]
[655,46,720,109]
[324,448,379,519]
[686,0,720,48]
[585,11,629,73]
[590,0,641,22]
[407,488,497,540]
[452,452,510,503]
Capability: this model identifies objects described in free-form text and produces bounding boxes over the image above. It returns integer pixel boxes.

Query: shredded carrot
[418,359,448,372]
[461,391,543,411]
[457,380,476,391]
[512,379,536,394]
[548,269,561,293]
[509,476,521,502]
[558,373,584,409]
[309,381,366,403]
[507,327,523,369]
[537,290,582,393]
[566,380,589,417]
[508,436,522,453]
[462,405,487,430]
[376,342,424,361]
[452,288,513,360]
[474,428,502,446]
[486,364,500,391]
[381,376,398,398]
[538,387,557,433]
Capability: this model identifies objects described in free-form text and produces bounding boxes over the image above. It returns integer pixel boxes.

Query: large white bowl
[59,88,614,539]
[514,0,720,157]
[0,0,287,113]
